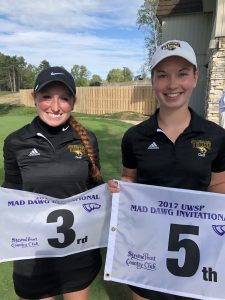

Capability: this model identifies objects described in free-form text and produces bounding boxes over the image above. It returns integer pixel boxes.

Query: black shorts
[13,249,102,299]
[130,286,199,300]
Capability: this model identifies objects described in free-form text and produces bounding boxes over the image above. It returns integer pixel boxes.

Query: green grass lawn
[0,104,133,300]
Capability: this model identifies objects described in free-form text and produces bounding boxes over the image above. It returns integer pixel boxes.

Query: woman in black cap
[2,66,103,300]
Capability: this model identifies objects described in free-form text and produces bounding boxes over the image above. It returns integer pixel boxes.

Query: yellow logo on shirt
[68,144,86,159]
[191,140,211,157]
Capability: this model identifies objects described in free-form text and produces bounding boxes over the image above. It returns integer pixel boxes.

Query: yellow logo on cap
[161,42,181,51]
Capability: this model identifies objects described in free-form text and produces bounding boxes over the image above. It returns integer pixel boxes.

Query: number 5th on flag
[167,224,200,277]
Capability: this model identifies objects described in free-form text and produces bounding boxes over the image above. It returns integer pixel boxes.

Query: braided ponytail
[69,115,102,182]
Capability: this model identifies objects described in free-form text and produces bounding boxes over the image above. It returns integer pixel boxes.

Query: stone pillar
[205,37,225,124]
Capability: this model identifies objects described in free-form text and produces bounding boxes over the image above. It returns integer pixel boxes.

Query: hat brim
[34,79,76,96]
[151,53,197,70]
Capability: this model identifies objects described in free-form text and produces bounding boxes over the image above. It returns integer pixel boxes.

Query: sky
[0,0,147,80]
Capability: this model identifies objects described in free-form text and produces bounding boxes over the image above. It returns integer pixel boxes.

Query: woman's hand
[108,168,136,194]
[108,179,120,193]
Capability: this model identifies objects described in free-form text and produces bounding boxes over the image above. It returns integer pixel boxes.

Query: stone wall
[206,37,225,124]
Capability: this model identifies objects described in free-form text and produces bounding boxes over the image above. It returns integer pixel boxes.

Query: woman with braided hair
[2,66,103,300]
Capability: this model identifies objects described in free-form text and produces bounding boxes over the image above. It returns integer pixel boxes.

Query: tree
[71,65,91,86]
[21,64,38,89]
[106,67,133,83]
[0,53,11,91]
[137,0,161,71]
[89,74,102,86]
[122,67,133,81]
[0,53,28,92]
[37,60,51,74]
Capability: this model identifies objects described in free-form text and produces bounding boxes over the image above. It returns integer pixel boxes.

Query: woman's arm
[108,167,137,193]
[2,138,22,189]
[208,171,225,194]
[121,167,137,183]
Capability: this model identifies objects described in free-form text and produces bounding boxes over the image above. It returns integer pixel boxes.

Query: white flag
[0,183,111,262]
[104,181,225,300]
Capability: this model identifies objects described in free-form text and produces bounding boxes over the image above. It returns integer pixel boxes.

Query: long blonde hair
[68,115,102,182]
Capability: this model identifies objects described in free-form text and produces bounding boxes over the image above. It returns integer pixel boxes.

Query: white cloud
[0,0,143,30]
[0,0,146,79]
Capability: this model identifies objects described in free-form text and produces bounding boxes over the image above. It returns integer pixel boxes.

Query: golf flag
[104,181,225,300]
[0,183,111,262]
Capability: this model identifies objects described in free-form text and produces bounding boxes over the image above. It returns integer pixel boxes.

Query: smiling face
[152,56,198,111]
[34,82,75,127]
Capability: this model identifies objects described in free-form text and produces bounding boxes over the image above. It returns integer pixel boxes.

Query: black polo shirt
[122,108,225,191]
[3,116,102,198]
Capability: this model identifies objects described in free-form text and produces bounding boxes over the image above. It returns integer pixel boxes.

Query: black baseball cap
[33,66,76,95]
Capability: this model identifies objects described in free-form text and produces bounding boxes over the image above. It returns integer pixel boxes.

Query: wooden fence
[20,85,157,115]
